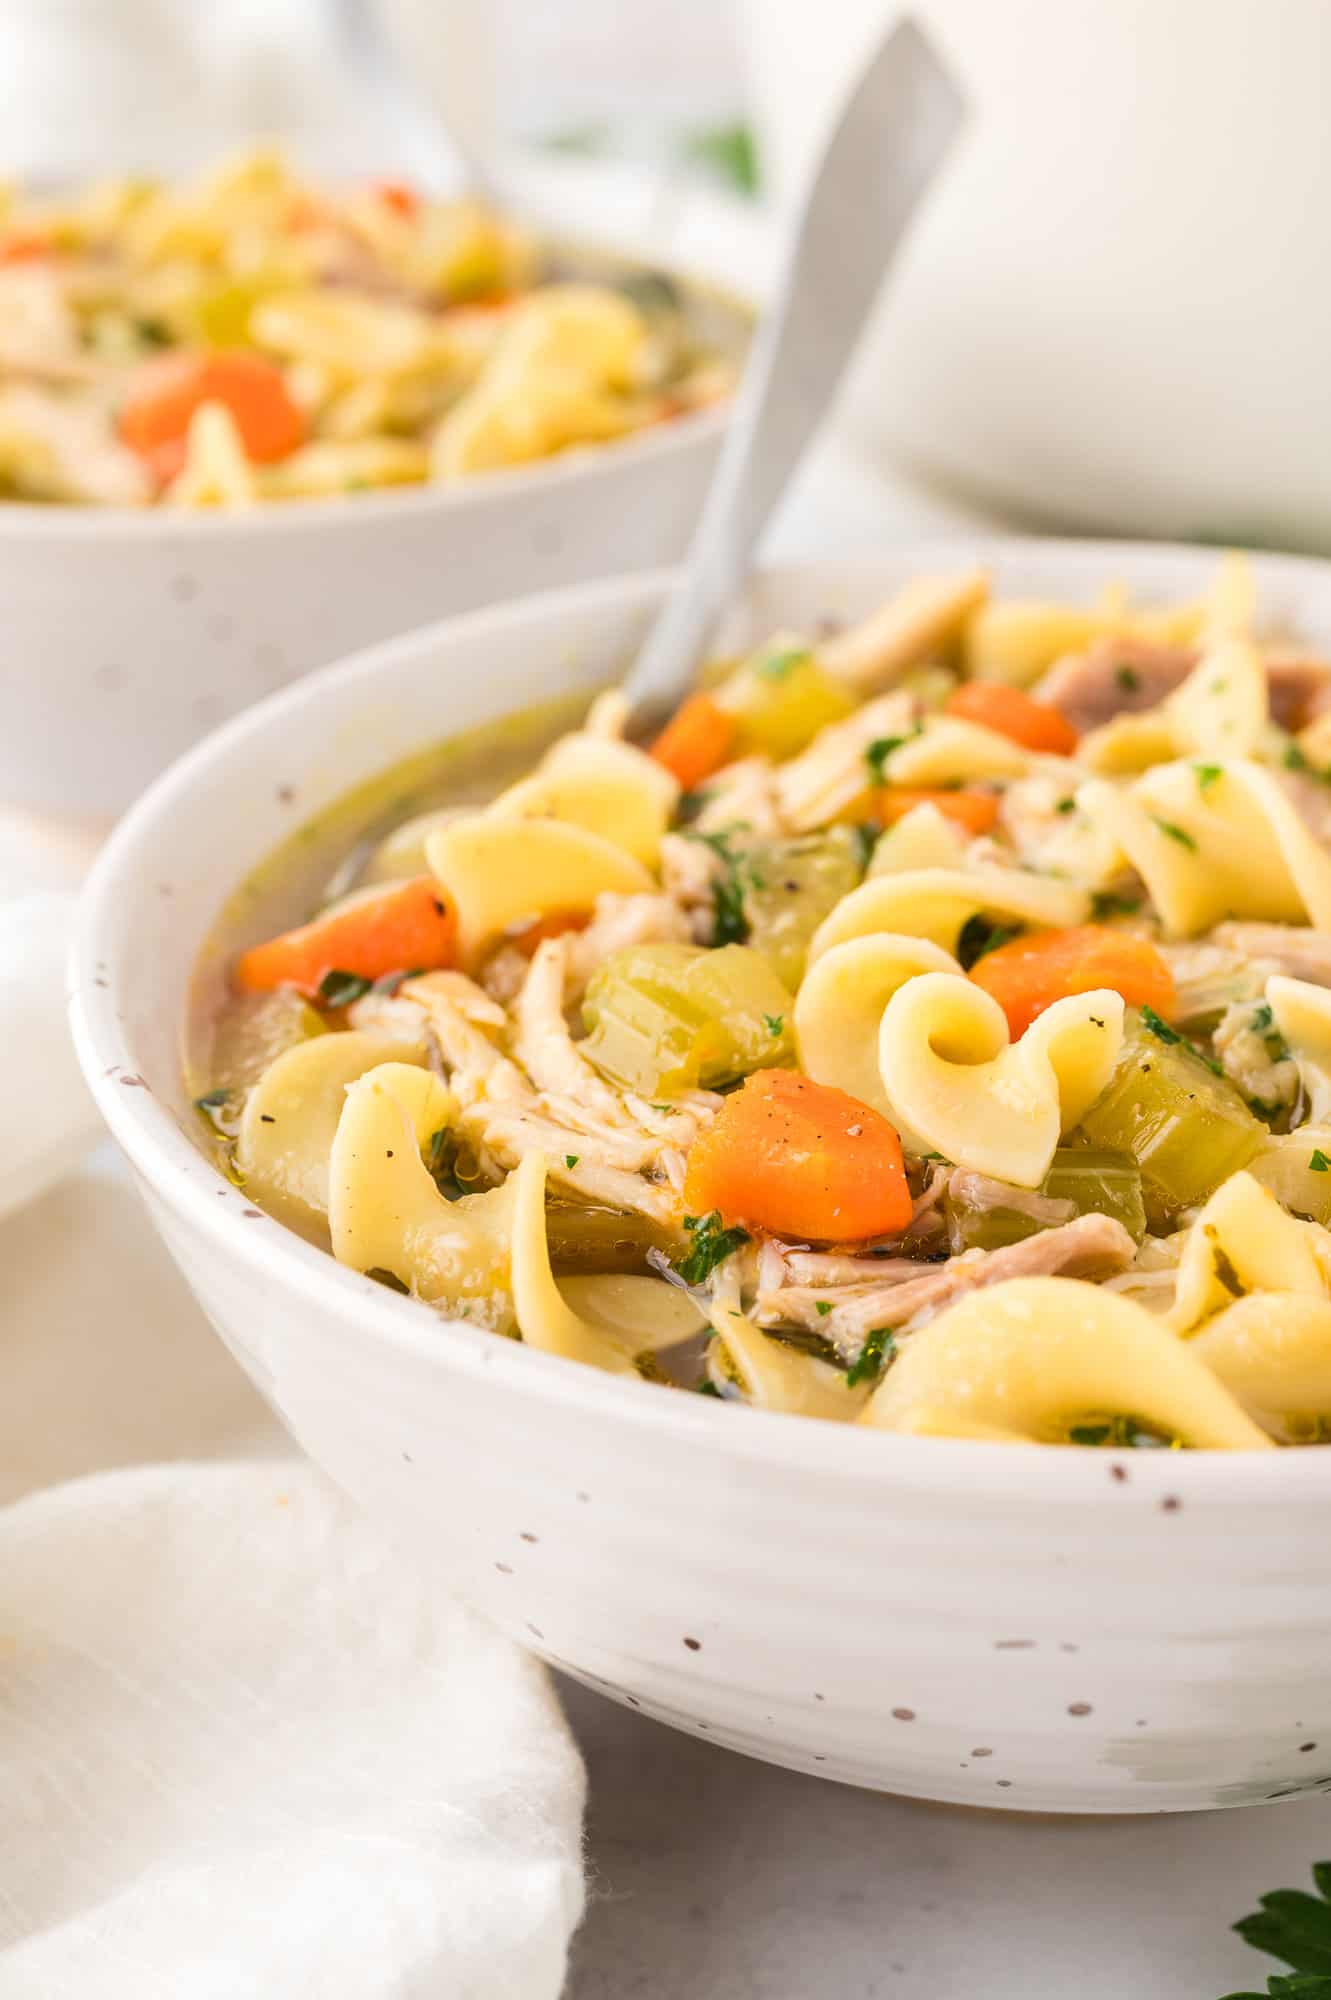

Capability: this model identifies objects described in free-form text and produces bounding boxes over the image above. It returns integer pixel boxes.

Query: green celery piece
[740,826,864,988]
[580,941,794,1094]
[944,1148,1146,1254]
[1076,1008,1263,1218]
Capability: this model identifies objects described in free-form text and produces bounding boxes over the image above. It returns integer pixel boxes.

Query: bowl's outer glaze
[72,546,1331,1813]
[0,410,725,818]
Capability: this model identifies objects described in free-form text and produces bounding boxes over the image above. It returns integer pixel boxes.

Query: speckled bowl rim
[70,540,1331,1505]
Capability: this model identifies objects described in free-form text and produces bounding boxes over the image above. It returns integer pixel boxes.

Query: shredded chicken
[1266,654,1331,732]
[0,382,151,504]
[759,1213,1137,1356]
[1209,923,1331,989]
[659,832,724,941]
[690,756,784,836]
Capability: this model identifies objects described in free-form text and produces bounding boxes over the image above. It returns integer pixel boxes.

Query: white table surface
[4,436,1325,2000]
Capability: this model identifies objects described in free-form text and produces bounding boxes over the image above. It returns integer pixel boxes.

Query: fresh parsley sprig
[1221,1862,1331,1997]
[846,1326,895,1389]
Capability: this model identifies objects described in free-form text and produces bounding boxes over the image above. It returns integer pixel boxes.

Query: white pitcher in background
[739,0,1331,551]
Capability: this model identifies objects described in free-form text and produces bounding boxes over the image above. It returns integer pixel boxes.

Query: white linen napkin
[0,1461,587,1999]
[0,892,103,1222]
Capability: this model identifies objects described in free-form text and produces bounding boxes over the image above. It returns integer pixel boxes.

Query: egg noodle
[0,147,732,507]
[199,554,1331,1448]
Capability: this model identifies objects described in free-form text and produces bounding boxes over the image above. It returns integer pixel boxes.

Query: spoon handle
[624,16,966,723]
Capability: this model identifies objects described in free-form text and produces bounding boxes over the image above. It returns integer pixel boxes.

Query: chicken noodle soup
[197,554,1331,1447]
[0,148,738,507]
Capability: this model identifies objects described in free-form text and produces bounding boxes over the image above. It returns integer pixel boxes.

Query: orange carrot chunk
[969,924,1176,1039]
[372,180,420,218]
[119,351,306,484]
[649,692,737,791]
[945,681,1079,756]
[0,232,53,265]
[235,876,455,997]
[683,1069,912,1242]
[871,787,999,836]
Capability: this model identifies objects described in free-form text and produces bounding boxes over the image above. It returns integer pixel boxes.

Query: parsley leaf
[1152,816,1198,851]
[850,821,878,871]
[1140,1005,1183,1046]
[1226,1862,1331,1989]
[957,915,1023,970]
[814,1300,833,1317]
[1312,1150,1331,1173]
[864,724,922,785]
[689,828,752,946]
[674,1211,751,1286]
[370,966,423,997]
[763,1012,785,1037]
[755,645,811,682]
[1115,663,1141,692]
[194,1088,229,1121]
[1054,796,1076,815]
[696,1378,723,1398]
[317,968,373,1008]
[1284,741,1311,773]
[565,1154,580,1169]
[1195,763,1223,794]
[846,1326,895,1388]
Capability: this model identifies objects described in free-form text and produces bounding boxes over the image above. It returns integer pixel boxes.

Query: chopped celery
[1075,1008,1264,1219]
[725,649,857,759]
[208,988,327,1098]
[740,826,865,988]
[945,1148,1146,1253]
[580,941,794,1094]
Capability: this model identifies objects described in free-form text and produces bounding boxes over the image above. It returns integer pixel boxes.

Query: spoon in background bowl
[623,14,967,728]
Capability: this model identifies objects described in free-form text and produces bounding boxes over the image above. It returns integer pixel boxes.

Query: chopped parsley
[696,1378,723,1398]
[370,967,422,997]
[564,1154,580,1170]
[850,821,879,871]
[1054,796,1076,815]
[755,645,811,682]
[1140,1003,1225,1076]
[864,725,921,785]
[815,1300,833,1317]
[846,1326,895,1389]
[956,914,1023,970]
[1068,1416,1172,1448]
[427,1127,449,1174]
[1151,816,1197,851]
[1312,1150,1331,1174]
[674,1211,751,1286]
[1284,741,1311,773]
[1114,663,1141,692]
[193,1088,229,1123]
[763,1013,785,1037]
[317,968,374,1008]
[1194,763,1223,794]
[689,827,753,946]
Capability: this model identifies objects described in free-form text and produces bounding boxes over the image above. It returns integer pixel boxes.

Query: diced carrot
[503,909,592,958]
[969,925,1176,1039]
[649,693,737,791]
[871,787,999,836]
[372,180,420,218]
[683,1069,911,1242]
[0,232,53,265]
[119,351,305,484]
[945,681,1079,755]
[235,876,455,997]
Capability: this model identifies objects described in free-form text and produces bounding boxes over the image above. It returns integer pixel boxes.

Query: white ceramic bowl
[740,0,1331,551]
[71,541,1331,1815]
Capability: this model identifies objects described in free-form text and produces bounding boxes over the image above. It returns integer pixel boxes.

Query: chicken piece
[690,756,784,837]
[659,832,725,942]
[0,382,151,504]
[760,1212,1136,1356]
[1266,653,1331,733]
[1209,924,1331,989]
[1033,636,1196,734]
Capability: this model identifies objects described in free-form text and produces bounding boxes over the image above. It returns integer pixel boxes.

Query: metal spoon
[623,16,966,726]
